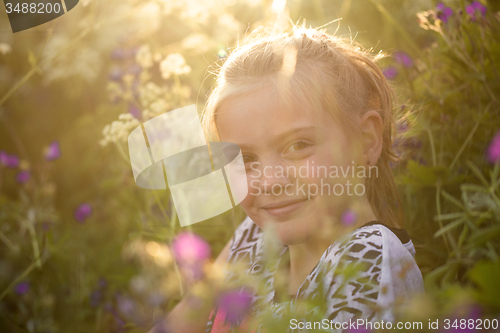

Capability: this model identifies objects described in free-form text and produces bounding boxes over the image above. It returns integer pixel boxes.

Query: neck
[286,197,377,295]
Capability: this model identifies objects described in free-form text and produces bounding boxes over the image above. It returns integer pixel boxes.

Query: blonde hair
[201,26,403,228]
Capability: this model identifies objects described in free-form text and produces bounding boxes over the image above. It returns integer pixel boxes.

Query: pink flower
[45,140,61,161]
[394,51,413,68]
[16,170,31,183]
[382,67,398,80]
[217,289,253,325]
[0,151,19,168]
[436,3,454,23]
[15,281,30,295]
[172,232,211,263]
[74,203,92,223]
[341,209,358,226]
[466,1,486,21]
[487,131,500,163]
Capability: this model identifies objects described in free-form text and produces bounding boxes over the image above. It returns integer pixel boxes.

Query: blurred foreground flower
[16,170,31,183]
[341,209,358,226]
[74,203,92,223]
[383,67,398,80]
[436,3,453,23]
[45,140,61,161]
[172,232,211,263]
[487,131,500,163]
[160,53,191,79]
[172,232,211,281]
[466,1,486,21]
[15,281,30,295]
[0,151,19,168]
[217,289,253,325]
[0,43,11,55]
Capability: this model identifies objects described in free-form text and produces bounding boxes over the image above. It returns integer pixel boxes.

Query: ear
[359,110,383,166]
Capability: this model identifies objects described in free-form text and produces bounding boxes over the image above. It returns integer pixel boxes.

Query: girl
[152,25,424,333]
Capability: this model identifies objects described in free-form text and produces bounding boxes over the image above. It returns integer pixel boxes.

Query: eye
[243,155,258,164]
[285,141,311,153]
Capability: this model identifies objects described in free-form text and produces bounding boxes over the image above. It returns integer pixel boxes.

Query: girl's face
[217,86,364,245]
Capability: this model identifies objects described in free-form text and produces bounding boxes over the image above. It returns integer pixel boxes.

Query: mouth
[260,197,310,218]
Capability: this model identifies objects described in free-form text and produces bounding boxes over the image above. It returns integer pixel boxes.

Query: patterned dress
[206,217,424,332]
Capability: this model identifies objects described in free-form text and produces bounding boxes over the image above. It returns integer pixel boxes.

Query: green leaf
[468,261,500,309]
[468,224,500,247]
[434,217,466,238]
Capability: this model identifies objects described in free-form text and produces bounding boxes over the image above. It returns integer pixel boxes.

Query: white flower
[181,33,213,53]
[0,43,12,55]
[159,53,191,79]
[136,44,153,69]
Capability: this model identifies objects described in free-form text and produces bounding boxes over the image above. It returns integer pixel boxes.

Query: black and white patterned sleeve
[307,225,424,324]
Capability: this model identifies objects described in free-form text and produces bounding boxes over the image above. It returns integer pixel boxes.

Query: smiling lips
[260,197,309,217]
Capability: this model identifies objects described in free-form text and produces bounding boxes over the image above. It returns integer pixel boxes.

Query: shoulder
[317,223,424,321]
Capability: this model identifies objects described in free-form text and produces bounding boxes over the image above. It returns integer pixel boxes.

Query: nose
[257,159,293,195]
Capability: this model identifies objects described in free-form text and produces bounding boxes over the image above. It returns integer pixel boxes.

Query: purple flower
[16,170,31,183]
[394,51,413,68]
[172,232,211,264]
[487,131,500,163]
[217,289,253,325]
[341,209,358,226]
[74,203,92,223]
[111,48,126,60]
[466,1,486,21]
[382,67,398,80]
[436,3,454,23]
[0,151,19,168]
[127,64,142,76]
[15,281,30,295]
[109,67,124,81]
[128,103,142,120]
[397,120,409,133]
[45,141,61,161]
[90,289,103,307]
[98,278,108,289]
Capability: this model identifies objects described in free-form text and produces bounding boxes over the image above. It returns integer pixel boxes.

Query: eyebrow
[235,126,319,151]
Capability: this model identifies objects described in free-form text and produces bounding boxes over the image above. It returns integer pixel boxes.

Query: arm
[148,237,233,333]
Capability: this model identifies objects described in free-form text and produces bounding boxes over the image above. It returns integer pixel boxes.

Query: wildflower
[15,281,30,295]
[217,289,253,325]
[90,289,103,307]
[16,170,31,183]
[45,140,61,161]
[136,44,153,69]
[466,1,486,21]
[0,151,19,168]
[109,67,123,81]
[394,51,413,68]
[341,209,358,226]
[382,66,398,80]
[172,232,211,263]
[129,103,142,120]
[487,131,500,163]
[159,53,191,79]
[111,48,126,61]
[127,64,142,76]
[436,3,453,23]
[74,203,92,223]
[98,278,108,289]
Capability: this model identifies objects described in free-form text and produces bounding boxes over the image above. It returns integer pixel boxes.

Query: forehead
[216,87,330,144]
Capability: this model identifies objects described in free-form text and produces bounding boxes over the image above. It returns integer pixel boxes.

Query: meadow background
[0,0,499,332]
